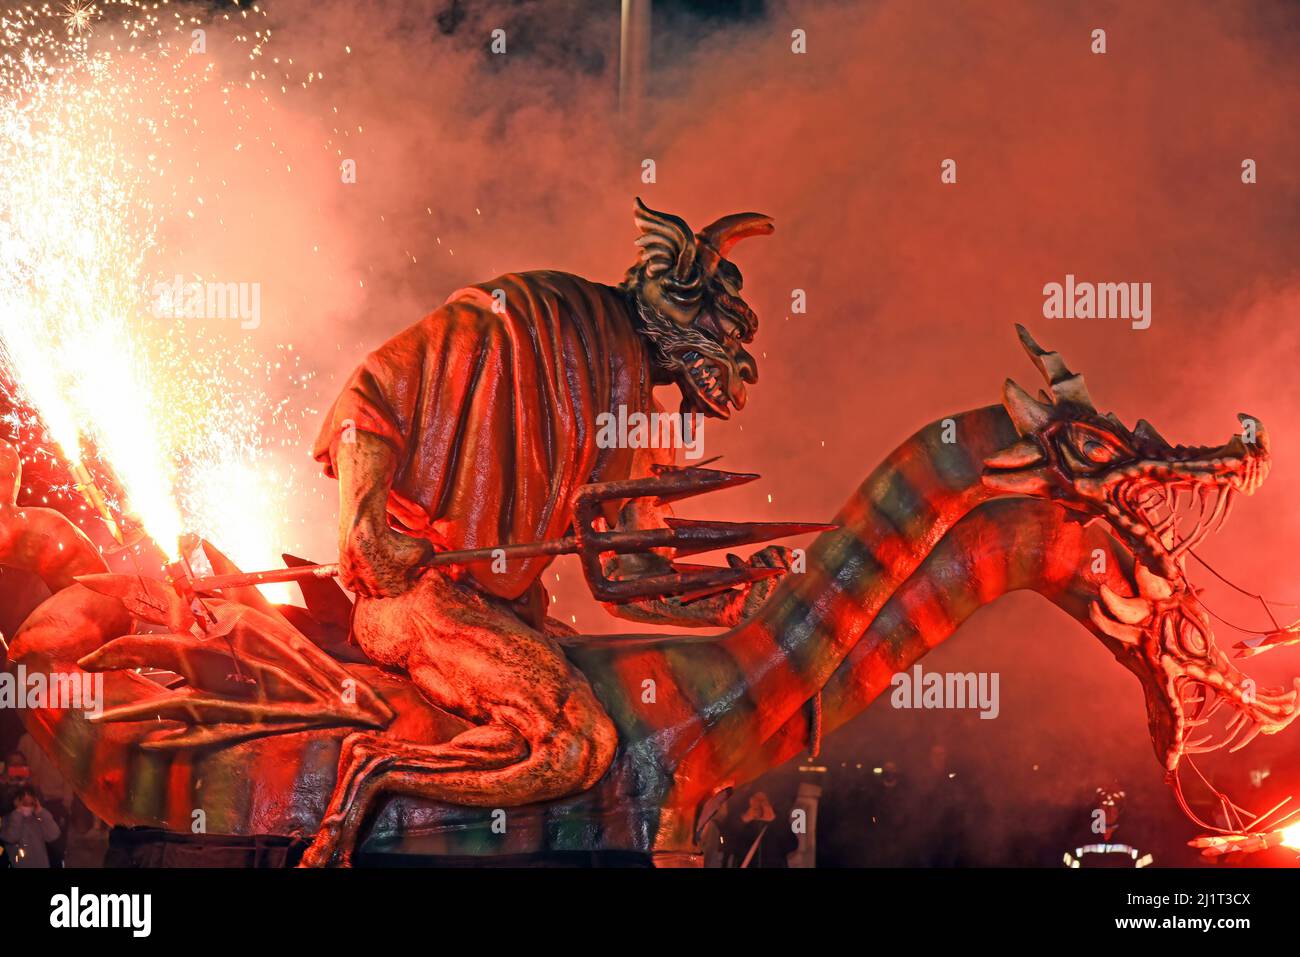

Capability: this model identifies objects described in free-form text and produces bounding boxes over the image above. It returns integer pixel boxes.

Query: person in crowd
[723,790,798,868]
[15,733,71,866]
[700,798,729,868]
[0,750,31,815]
[1,784,61,868]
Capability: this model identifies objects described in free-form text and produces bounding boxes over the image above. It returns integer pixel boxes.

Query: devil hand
[731,544,796,619]
[341,518,436,599]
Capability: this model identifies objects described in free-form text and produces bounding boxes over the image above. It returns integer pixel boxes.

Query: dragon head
[983,325,1298,772]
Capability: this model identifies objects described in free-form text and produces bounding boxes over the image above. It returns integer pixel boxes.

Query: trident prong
[572,465,836,603]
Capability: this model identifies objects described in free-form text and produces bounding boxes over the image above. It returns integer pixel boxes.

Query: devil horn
[696,211,774,258]
[1014,324,1095,408]
[633,197,699,286]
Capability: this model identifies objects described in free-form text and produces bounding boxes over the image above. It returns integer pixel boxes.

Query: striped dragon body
[6,402,1144,862]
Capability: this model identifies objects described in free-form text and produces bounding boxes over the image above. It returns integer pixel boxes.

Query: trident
[180,464,836,603]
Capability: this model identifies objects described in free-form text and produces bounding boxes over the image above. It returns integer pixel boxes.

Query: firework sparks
[0,1,308,595]
[61,0,97,35]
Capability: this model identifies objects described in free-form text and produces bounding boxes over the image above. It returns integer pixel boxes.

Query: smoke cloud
[152,0,1300,862]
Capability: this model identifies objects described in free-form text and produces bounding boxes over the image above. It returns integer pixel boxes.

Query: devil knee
[562,697,617,791]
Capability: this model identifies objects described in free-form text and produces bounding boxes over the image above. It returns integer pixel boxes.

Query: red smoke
[149,0,1300,859]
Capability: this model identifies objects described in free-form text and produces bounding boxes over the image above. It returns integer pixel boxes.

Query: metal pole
[619,0,651,124]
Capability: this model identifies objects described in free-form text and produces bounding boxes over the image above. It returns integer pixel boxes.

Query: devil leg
[301,723,530,867]
[300,572,617,867]
[302,699,611,867]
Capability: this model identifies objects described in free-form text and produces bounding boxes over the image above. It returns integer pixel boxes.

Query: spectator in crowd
[1,750,31,814]
[722,790,798,868]
[1,784,61,868]
[700,798,729,868]
[15,733,72,866]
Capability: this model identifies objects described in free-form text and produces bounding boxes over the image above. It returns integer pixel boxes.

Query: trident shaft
[183,465,837,603]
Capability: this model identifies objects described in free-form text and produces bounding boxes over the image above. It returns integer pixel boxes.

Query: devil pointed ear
[1015,324,1095,408]
[633,198,700,291]
[1003,378,1053,436]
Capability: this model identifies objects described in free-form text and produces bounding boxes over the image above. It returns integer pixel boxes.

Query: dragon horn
[1001,379,1053,436]
[1014,323,1095,409]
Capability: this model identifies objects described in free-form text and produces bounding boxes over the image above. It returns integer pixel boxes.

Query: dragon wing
[74,570,392,751]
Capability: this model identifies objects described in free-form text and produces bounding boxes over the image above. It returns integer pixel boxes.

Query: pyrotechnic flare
[0,1,312,586]
[1190,821,1300,858]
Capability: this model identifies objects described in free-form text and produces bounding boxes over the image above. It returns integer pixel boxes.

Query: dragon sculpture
[1,327,1296,865]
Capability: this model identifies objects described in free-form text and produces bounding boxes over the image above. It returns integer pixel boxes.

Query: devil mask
[622,197,773,419]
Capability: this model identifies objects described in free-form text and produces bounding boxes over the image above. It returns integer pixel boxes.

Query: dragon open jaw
[1091,416,1271,583]
[1103,592,1300,774]
[985,325,1300,776]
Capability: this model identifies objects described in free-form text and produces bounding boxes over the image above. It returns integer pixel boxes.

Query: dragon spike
[1239,412,1270,453]
[1002,379,1053,436]
[283,553,353,628]
[1133,418,1170,449]
[662,517,839,558]
[1014,323,1095,409]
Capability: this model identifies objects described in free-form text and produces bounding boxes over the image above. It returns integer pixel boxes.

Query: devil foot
[299,817,351,868]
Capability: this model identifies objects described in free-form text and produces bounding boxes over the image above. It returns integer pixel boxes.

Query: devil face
[624,199,772,420]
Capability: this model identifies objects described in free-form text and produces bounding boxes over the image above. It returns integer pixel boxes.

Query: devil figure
[303,199,789,858]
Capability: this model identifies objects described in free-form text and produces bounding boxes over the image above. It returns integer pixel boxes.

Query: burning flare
[0,2,308,591]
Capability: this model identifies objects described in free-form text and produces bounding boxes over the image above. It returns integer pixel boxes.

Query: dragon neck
[728,496,1135,782]
[713,404,1019,746]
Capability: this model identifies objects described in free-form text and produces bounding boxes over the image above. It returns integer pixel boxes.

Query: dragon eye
[1082,440,1114,464]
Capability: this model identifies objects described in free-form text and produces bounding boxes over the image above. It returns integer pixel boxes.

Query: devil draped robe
[313,270,656,601]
